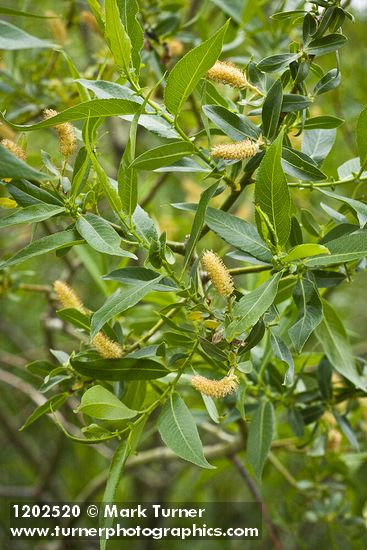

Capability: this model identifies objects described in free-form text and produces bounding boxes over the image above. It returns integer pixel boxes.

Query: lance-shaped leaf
[205,207,272,263]
[76,385,137,420]
[282,147,327,181]
[0,204,65,229]
[158,393,214,468]
[255,132,291,247]
[0,230,84,269]
[104,0,132,75]
[247,401,275,479]
[91,276,162,336]
[131,141,195,170]
[288,274,323,353]
[319,189,367,228]
[0,144,49,181]
[183,182,219,272]
[262,79,283,141]
[257,53,299,72]
[302,128,336,166]
[315,300,367,392]
[270,332,294,386]
[117,0,143,74]
[164,21,229,116]
[305,229,367,267]
[0,20,54,49]
[202,104,261,141]
[284,243,330,263]
[3,99,142,131]
[71,352,168,381]
[118,112,139,217]
[226,272,282,340]
[306,34,347,56]
[76,213,136,258]
[20,393,69,430]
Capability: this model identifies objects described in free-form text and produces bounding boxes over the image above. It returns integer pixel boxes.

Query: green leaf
[117,0,144,75]
[257,53,299,72]
[164,21,229,116]
[202,105,260,141]
[205,207,272,263]
[104,0,132,75]
[76,213,136,258]
[71,352,168,380]
[4,99,142,131]
[281,94,312,112]
[262,79,283,141]
[302,129,336,166]
[118,113,139,217]
[0,144,49,181]
[226,272,282,340]
[305,229,367,267]
[0,230,84,269]
[284,243,330,263]
[0,20,54,49]
[288,274,323,353]
[306,34,347,56]
[0,204,65,229]
[356,106,367,169]
[91,276,162,336]
[20,393,69,430]
[319,189,367,228]
[314,68,341,96]
[103,267,176,292]
[183,182,219,272]
[255,132,291,246]
[131,142,195,170]
[247,401,275,479]
[158,393,214,468]
[56,308,91,331]
[315,300,367,391]
[282,148,327,181]
[76,385,137,420]
[7,179,63,207]
[304,116,344,130]
[132,205,158,243]
[270,332,294,386]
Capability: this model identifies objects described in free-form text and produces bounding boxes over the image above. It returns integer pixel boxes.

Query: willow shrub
[1,0,367,542]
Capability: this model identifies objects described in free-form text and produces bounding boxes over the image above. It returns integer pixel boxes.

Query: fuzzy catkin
[201,250,234,297]
[46,11,68,45]
[207,61,248,88]
[43,109,77,157]
[1,139,26,161]
[92,332,123,359]
[211,139,259,161]
[53,280,86,313]
[191,373,239,398]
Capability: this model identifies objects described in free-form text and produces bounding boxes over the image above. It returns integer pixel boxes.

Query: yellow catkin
[80,10,101,34]
[43,109,77,157]
[211,139,259,161]
[327,429,342,452]
[92,332,123,359]
[207,61,248,89]
[1,139,26,182]
[191,373,239,398]
[53,280,86,313]
[1,139,26,161]
[201,250,234,297]
[46,10,68,46]
[167,39,184,57]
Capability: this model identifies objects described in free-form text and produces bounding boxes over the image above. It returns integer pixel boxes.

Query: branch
[230,454,284,550]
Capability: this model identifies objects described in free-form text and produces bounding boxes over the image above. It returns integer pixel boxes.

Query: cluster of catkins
[206,61,262,161]
[190,251,239,399]
[53,280,122,359]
